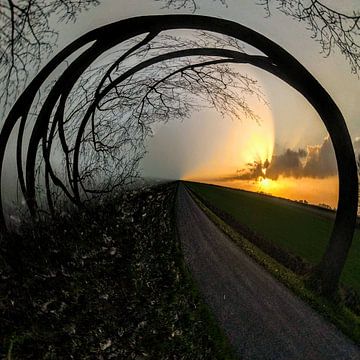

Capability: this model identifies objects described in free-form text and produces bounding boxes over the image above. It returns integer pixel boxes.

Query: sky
[2,0,360,211]
[130,0,359,209]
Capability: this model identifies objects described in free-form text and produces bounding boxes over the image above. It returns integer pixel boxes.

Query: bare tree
[0,4,357,299]
[262,1,360,75]
[155,0,227,11]
[32,31,264,212]
[155,0,227,12]
[160,0,360,75]
[0,0,99,114]
[1,0,358,118]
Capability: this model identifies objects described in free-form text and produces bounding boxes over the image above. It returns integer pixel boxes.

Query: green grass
[186,181,360,293]
[189,192,360,344]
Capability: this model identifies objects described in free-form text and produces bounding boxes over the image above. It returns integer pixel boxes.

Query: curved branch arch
[0,15,357,296]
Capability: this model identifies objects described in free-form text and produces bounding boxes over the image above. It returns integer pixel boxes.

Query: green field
[186,181,360,293]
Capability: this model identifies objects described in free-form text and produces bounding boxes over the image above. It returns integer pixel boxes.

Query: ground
[0,182,234,359]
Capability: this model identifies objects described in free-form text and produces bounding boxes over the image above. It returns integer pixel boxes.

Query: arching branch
[261,1,360,74]
[0,0,99,115]
[159,0,360,74]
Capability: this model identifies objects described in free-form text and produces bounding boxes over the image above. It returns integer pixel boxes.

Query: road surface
[175,184,360,360]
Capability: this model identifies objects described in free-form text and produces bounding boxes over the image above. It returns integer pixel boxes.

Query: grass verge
[185,181,360,294]
[187,186,360,345]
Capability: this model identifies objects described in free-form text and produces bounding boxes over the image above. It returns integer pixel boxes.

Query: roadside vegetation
[186,181,360,293]
[0,182,235,359]
[185,181,360,343]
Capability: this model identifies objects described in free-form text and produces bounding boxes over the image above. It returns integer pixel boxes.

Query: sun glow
[176,71,339,210]
[182,99,276,181]
[259,177,271,189]
[257,176,279,194]
[241,128,274,168]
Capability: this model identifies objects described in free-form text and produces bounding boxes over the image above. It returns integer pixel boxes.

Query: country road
[175,183,360,360]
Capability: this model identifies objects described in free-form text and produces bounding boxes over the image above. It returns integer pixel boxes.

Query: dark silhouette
[0,15,357,298]
[0,0,99,115]
[160,0,360,75]
[1,0,359,119]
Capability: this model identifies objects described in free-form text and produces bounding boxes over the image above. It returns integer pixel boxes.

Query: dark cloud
[266,149,306,180]
[302,136,337,178]
[236,136,338,181]
[212,136,360,183]
[236,161,264,180]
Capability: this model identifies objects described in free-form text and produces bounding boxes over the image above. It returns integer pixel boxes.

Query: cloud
[266,149,307,180]
[213,135,360,183]
[302,136,337,178]
[235,161,264,180]
[354,137,360,156]
[236,136,338,180]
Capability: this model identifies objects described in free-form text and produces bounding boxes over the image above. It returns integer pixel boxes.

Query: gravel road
[175,183,360,360]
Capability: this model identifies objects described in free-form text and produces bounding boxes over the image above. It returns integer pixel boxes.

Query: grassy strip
[186,181,360,314]
[185,181,360,293]
[187,187,360,345]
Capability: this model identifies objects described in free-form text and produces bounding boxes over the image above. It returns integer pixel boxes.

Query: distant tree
[318,203,332,210]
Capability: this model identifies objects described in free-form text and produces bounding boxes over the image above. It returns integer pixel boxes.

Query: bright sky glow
[6,0,354,211]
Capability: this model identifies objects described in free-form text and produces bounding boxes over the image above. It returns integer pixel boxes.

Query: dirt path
[175,183,360,360]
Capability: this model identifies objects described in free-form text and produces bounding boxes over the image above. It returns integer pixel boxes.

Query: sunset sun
[259,177,271,188]
[258,176,274,192]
